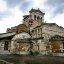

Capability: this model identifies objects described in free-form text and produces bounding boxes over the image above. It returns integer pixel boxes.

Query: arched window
[41,17,42,22]
[37,16,39,21]
[34,15,36,20]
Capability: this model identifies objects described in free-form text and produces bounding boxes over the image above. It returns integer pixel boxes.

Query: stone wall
[7,24,28,33]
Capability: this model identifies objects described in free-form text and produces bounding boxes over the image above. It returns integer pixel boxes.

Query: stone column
[10,40,15,53]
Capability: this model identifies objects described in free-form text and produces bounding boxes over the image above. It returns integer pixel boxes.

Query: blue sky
[0,0,64,33]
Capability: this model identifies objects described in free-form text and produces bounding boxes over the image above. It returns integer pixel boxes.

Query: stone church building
[0,8,64,56]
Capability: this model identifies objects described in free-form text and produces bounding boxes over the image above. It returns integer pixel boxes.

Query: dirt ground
[0,54,64,64]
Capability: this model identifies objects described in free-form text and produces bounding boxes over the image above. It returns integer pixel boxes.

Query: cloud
[4,0,22,7]
[0,0,7,12]
[0,0,13,20]
[4,0,31,13]
[4,0,46,14]
[0,0,64,33]
[19,0,32,13]
[45,0,64,6]
[45,0,64,18]
[0,0,46,33]
[49,13,64,27]
[0,6,23,33]
[0,11,13,20]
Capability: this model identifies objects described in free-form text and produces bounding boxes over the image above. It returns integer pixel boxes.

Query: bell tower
[23,8,45,31]
[28,8,45,30]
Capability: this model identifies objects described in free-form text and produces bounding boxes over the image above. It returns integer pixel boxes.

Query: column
[10,40,16,53]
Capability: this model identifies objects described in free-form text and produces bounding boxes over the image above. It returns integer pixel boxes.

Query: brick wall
[7,24,28,33]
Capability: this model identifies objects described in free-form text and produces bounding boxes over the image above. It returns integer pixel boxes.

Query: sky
[0,0,64,33]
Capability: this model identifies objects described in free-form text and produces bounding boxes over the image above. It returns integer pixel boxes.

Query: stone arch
[49,35,63,53]
[37,16,40,21]
[12,32,31,41]
[11,32,31,54]
[41,17,42,22]
[34,15,36,20]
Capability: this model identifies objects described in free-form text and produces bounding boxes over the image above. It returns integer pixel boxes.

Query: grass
[0,54,64,64]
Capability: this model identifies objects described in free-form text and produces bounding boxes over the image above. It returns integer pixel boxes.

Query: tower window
[41,17,42,22]
[29,20,33,26]
[37,16,39,21]
[34,15,36,20]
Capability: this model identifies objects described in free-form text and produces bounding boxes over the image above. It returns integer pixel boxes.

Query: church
[0,8,64,56]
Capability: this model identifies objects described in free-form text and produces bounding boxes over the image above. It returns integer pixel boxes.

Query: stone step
[0,51,11,54]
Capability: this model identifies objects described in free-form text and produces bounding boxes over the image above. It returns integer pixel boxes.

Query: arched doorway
[4,41,9,50]
[11,32,32,54]
[49,35,64,53]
